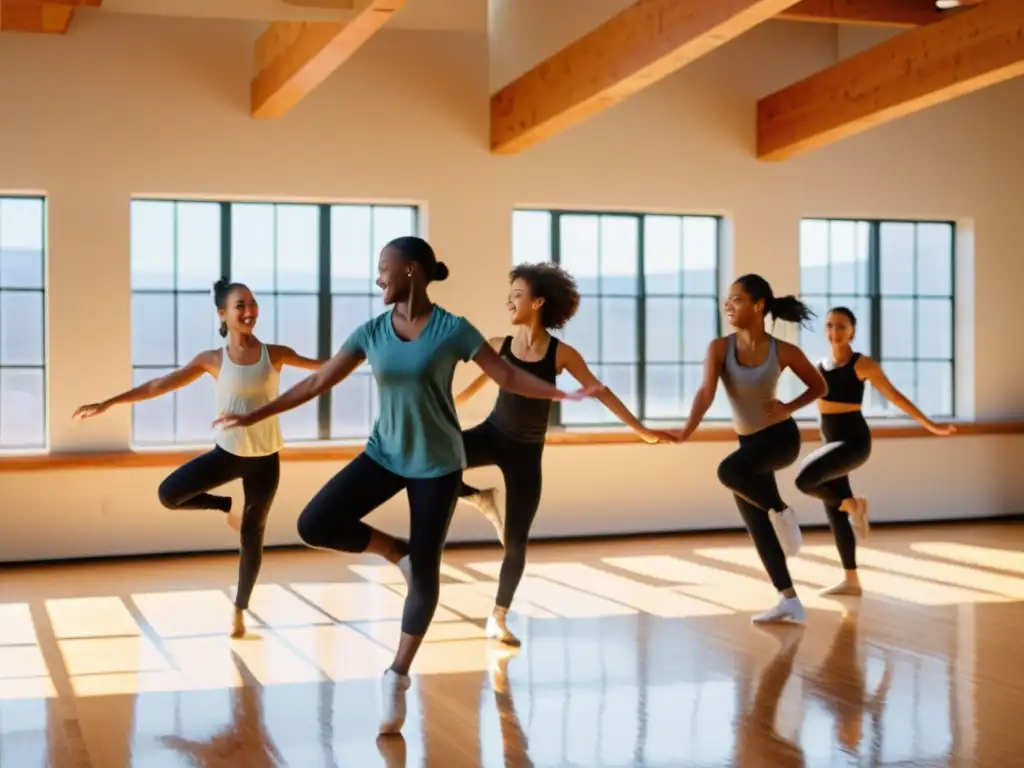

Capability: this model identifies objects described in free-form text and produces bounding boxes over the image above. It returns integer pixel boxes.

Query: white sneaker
[772,507,803,557]
[379,669,411,734]
[468,488,504,546]
[396,554,413,590]
[752,596,806,625]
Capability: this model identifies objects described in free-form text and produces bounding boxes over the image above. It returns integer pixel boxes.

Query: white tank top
[215,343,283,457]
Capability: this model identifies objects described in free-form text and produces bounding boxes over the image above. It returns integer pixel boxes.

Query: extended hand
[212,412,252,430]
[929,423,957,436]
[639,428,679,444]
[563,384,605,401]
[763,399,793,422]
[73,402,109,420]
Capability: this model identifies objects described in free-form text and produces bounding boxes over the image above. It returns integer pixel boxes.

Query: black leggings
[157,446,280,611]
[795,412,872,570]
[717,418,801,592]
[296,453,461,637]
[458,421,545,609]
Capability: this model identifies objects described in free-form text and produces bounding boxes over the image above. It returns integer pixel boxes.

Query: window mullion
[318,205,332,440]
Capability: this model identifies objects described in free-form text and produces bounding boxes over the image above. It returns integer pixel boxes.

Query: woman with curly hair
[455,262,674,645]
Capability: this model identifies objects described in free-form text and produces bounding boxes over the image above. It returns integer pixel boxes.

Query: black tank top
[819,352,865,405]
[486,335,559,443]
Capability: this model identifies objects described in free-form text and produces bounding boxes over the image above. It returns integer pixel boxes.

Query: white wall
[0,13,1022,562]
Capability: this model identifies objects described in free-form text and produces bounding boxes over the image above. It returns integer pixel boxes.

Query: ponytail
[734,273,815,329]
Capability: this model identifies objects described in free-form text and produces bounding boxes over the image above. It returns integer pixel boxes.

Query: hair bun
[433,261,450,282]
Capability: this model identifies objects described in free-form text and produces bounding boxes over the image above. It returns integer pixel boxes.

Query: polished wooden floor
[1,522,1023,767]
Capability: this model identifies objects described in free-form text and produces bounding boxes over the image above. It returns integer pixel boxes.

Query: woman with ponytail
[669,274,827,625]
[73,279,322,638]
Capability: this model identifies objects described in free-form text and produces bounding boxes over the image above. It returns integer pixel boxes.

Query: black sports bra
[819,353,865,405]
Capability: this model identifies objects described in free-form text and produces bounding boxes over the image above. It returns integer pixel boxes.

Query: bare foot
[818,578,863,597]
[230,608,247,638]
[486,607,521,647]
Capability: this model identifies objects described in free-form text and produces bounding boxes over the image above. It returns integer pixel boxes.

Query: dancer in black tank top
[456,263,674,645]
[795,307,955,596]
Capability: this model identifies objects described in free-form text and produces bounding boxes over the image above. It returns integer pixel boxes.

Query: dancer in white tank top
[74,279,322,637]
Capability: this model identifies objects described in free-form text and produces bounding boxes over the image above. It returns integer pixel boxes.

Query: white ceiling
[98,0,487,31]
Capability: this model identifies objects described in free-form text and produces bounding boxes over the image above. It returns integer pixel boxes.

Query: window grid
[520,209,722,427]
[0,195,47,450]
[130,199,417,446]
[799,217,956,419]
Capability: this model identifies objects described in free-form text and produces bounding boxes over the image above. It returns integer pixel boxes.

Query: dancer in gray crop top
[669,274,827,625]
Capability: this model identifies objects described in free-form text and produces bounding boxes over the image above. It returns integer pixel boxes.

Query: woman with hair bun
[73,279,322,638]
[668,274,827,625]
[214,237,600,735]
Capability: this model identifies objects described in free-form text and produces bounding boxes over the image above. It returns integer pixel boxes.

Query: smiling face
[723,281,763,330]
[825,310,856,347]
[220,286,258,336]
[376,244,415,306]
[507,277,544,326]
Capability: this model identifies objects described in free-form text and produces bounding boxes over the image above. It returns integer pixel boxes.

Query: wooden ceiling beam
[251,0,405,119]
[490,0,804,155]
[757,0,1024,160]
[776,0,948,27]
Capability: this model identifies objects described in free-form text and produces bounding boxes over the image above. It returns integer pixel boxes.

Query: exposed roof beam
[0,0,99,34]
[757,0,1024,160]
[490,0,803,155]
[776,0,947,27]
[251,0,405,119]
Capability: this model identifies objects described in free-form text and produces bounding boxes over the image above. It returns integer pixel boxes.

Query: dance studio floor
[1,523,1022,767]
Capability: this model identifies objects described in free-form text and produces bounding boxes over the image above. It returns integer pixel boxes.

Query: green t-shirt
[342,306,486,479]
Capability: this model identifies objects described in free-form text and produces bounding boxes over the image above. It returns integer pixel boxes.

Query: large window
[0,196,46,450]
[799,218,955,418]
[130,200,416,446]
[512,209,723,426]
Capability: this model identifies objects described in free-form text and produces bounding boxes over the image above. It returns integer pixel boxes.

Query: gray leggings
[157,446,280,610]
[795,412,872,570]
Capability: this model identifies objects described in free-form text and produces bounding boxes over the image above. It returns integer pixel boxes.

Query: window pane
[879,222,915,295]
[916,361,953,417]
[599,216,638,296]
[1,198,44,289]
[600,297,636,363]
[845,296,872,357]
[916,223,953,297]
[231,203,275,291]
[643,216,681,295]
[176,373,215,444]
[682,297,717,364]
[916,299,952,359]
[177,293,218,364]
[881,298,915,359]
[331,370,373,438]
[279,367,318,442]
[645,364,681,419]
[0,368,44,447]
[799,219,829,295]
[332,295,373,352]
[645,297,681,363]
[177,202,221,290]
[602,364,637,417]
[878,360,915,415]
[512,210,551,265]
[276,205,319,292]
[132,293,175,367]
[372,206,417,256]
[1,291,44,366]
[682,216,718,295]
[560,215,599,295]
[331,206,373,293]
[130,201,174,290]
[562,298,599,362]
[828,220,862,295]
[277,294,319,358]
[800,295,830,363]
[256,294,278,344]
[132,367,174,444]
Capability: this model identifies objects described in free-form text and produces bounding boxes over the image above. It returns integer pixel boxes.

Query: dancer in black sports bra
[795,307,956,596]
[456,262,674,645]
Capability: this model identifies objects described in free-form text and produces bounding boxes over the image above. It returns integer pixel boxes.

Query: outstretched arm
[214,347,364,429]
[858,356,955,435]
[270,345,324,372]
[472,343,592,402]
[73,351,217,419]
[672,338,727,440]
[455,337,503,405]
[558,344,672,443]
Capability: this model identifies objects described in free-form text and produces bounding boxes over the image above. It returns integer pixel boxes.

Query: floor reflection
[0,522,1023,766]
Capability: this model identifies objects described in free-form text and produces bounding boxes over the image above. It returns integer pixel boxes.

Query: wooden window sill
[0,420,1020,473]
